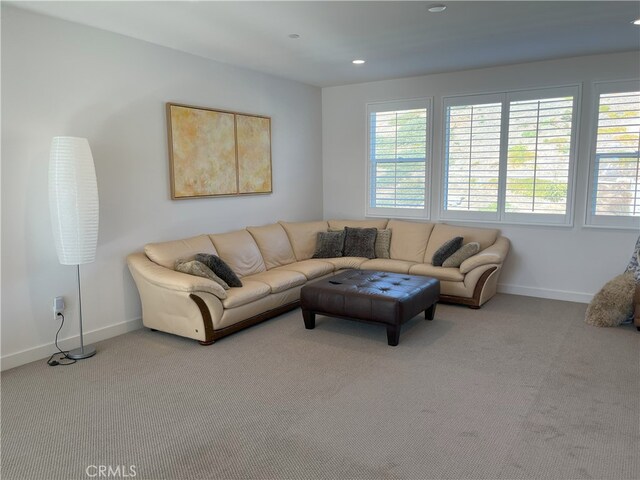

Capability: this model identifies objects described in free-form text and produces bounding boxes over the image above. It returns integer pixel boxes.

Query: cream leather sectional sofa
[127,219,510,344]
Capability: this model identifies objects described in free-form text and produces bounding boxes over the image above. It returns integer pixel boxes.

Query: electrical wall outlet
[53,296,64,319]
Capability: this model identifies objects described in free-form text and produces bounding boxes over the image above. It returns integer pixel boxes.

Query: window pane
[592,91,640,217]
[506,96,574,214]
[370,108,427,210]
[444,103,501,212]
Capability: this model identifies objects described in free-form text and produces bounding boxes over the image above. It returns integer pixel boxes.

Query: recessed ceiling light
[633,18,640,25]
[352,59,366,65]
[428,4,446,13]
[288,33,300,39]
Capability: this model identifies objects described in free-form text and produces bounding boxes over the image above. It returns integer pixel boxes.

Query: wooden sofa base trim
[439,267,498,309]
[189,295,301,345]
[189,294,217,344]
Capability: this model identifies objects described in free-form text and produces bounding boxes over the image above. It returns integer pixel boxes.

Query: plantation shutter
[443,95,502,220]
[367,99,430,218]
[591,89,640,221]
[504,86,578,224]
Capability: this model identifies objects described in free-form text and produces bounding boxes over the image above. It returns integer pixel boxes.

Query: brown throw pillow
[442,242,480,268]
[343,227,377,259]
[375,229,392,259]
[312,231,345,258]
[432,237,464,266]
[195,253,243,288]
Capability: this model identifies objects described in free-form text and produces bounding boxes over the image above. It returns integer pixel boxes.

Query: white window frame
[585,79,640,229]
[440,85,581,226]
[503,86,580,226]
[366,98,433,219]
[440,93,504,223]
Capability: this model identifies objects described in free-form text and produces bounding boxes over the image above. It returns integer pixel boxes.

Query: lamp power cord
[46,313,77,367]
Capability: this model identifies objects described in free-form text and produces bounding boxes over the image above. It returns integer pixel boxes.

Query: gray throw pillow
[343,227,377,259]
[175,259,230,290]
[195,253,243,288]
[375,229,392,259]
[313,231,345,258]
[432,236,464,266]
[442,242,480,268]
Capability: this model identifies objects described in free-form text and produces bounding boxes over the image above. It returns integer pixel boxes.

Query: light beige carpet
[2,294,639,480]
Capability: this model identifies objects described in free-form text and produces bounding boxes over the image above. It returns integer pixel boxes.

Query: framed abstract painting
[166,103,272,199]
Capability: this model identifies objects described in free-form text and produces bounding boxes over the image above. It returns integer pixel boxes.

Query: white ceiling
[10,1,640,87]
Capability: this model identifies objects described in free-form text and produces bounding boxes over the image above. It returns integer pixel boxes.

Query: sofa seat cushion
[243,270,307,294]
[328,219,389,230]
[145,235,217,269]
[387,219,435,263]
[279,221,329,261]
[324,257,368,270]
[221,280,271,309]
[409,264,464,282]
[424,224,498,264]
[359,259,416,274]
[209,230,266,277]
[275,259,334,280]
[247,224,297,270]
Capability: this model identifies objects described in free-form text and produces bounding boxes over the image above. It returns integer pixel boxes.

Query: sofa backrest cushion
[279,221,328,261]
[387,219,435,263]
[247,224,297,270]
[327,219,389,230]
[209,230,266,278]
[144,234,217,269]
[424,224,499,264]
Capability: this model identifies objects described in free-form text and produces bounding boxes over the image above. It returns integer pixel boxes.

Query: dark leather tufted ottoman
[300,270,440,346]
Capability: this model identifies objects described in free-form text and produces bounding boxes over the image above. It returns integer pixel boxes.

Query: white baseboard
[1,317,143,372]
[497,283,592,304]
[1,285,592,371]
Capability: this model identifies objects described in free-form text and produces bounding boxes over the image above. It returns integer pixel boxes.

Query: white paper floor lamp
[49,137,99,359]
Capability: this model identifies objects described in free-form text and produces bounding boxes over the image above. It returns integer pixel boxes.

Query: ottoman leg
[386,325,401,346]
[302,309,316,329]
[425,303,437,320]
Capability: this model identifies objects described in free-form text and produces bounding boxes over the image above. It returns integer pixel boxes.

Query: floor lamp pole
[67,264,96,360]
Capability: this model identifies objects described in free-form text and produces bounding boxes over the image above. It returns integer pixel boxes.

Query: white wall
[323,52,640,303]
[1,6,322,369]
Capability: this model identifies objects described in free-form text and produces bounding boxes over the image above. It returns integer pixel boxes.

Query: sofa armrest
[127,252,224,342]
[127,252,227,300]
[460,236,510,274]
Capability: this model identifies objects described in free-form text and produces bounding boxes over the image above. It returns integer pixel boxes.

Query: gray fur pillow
[343,227,377,259]
[432,236,464,266]
[585,272,636,327]
[442,242,480,268]
[375,229,392,259]
[313,231,345,258]
[195,253,243,288]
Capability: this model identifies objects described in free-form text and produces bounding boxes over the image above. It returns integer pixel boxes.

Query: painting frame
[166,102,272,200]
